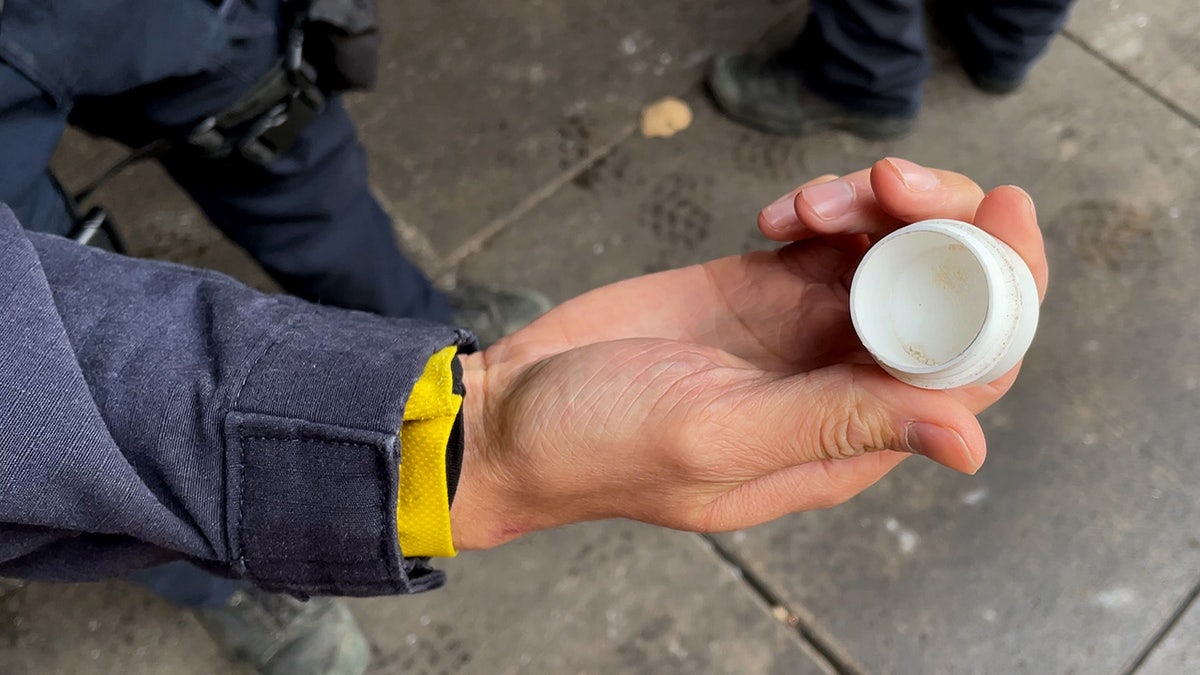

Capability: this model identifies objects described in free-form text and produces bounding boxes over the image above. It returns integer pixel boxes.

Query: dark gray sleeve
[0,204,474,596]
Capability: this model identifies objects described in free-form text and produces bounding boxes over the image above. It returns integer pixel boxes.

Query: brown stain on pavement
[1061,201,1177,272]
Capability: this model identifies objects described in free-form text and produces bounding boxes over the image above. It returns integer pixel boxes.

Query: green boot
[195,588,369,675]
[708,51,916,140]
[449,282,553,348]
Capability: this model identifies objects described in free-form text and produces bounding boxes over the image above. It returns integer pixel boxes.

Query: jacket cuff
[395,345,462,558]
[221,303,475,597]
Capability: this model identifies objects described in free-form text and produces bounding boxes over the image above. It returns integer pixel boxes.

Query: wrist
[449,351,528,551]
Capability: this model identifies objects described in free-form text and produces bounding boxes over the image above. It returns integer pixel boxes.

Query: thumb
[726,364,987,475]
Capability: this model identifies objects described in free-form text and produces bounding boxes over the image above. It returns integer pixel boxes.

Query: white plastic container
[849,219,1039,390]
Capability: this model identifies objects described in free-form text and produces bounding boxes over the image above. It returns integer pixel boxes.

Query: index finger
[870,167,1048,302]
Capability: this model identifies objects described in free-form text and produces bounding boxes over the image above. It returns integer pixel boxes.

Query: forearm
[0,206,471,595]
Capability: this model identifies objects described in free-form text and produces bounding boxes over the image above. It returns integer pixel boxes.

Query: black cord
[72,138,172,203]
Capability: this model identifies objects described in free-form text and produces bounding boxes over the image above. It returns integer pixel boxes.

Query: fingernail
[799,180,855,220]
[886,157,939,192]
[760,191,799,230]
[1008,184,1037,218]
[904,422,977,473]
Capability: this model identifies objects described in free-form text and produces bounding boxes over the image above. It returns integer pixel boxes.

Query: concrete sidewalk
[4,0,1199,673]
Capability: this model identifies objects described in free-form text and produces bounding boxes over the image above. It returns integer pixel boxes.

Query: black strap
[73,139,171,203]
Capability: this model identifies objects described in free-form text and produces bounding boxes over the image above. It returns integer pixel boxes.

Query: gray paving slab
[457,34,1200,674]
[1139,597,1200,675]
[0,524,831,675]
[349,522,831,675]
[0,580,235,675]
[351,0,800,259]
[1067,0,1200,122]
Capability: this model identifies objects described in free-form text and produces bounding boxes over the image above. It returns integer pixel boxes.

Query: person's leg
[956,0,1076,87]
[70,0,449,321]
[129,561,242,609]
[158,99,453,321]
[0,62,76,237]
[707,0,925,139]
[795,0,930,116]
[130,562,369,675]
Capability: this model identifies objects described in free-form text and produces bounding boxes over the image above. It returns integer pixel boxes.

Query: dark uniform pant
[0,0,450,608]
[795,0,1076,115]
[0,0,451,323]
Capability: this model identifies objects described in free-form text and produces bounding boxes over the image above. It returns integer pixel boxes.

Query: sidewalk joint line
[372,186,445,274]
[1121,576,1200,674]
[436,1,809,275]
[702,535,864,675]
[1061,30,1200,130]
[437,123,637,275]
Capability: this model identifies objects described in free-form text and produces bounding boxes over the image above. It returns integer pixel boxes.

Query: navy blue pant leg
[794,0,930,116]
[68,0,450,322]
[0,63,75,236]
[157,101,453,322]
[959,0,1075,81]
[130,562,245,609]
[792,0,1074,115]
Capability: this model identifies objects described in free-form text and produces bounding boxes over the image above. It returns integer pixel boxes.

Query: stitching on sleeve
[376,445,398,588]
[241,436,375,449]
[236,422,247,572]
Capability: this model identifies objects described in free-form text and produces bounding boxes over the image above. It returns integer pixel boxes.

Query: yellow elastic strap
[396,345,461,557]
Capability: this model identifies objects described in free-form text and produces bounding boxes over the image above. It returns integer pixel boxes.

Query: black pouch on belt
[303,0,381,92]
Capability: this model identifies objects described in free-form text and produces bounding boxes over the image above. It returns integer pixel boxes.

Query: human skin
[449,158,1048,551]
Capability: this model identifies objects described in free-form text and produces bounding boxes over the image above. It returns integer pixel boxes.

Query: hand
[450,158,1048,550]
